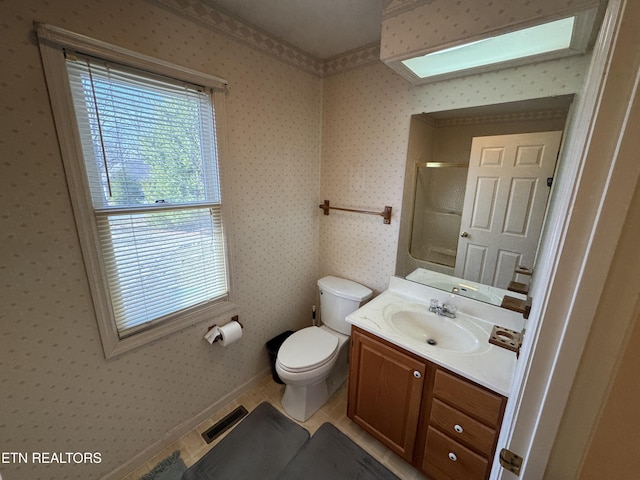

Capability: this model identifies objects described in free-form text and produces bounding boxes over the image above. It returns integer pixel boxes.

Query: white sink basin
[382,303,490,354]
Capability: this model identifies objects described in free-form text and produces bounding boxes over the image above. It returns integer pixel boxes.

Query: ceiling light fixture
[389,8,599,84]
[403,17,575,79]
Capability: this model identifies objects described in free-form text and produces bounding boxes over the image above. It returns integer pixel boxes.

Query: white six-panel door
[454,131,563,288]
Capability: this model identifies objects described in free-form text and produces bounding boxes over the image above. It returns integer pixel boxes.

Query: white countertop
[346,276,524,397]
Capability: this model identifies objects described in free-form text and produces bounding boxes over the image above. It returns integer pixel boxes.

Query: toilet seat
[277,327,339,373]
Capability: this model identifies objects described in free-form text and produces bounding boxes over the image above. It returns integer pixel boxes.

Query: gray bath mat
[141,451,186,480]
[279,422,401,479]
[181,402,309,480]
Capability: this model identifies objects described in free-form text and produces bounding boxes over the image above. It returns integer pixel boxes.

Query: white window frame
[36,23,237,358]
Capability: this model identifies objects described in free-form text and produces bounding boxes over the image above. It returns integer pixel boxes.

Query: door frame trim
[493,0,640,478]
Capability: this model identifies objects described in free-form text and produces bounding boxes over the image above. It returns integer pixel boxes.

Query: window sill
[101,299,238,359]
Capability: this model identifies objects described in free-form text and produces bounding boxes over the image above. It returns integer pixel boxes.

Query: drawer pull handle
[413,370,422,379]
[448,452,458,462]
[454,424,464,434]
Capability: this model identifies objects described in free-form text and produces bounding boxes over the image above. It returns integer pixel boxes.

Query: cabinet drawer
[433,369,504,427]
[422,426,489,480]
[430,399,496,456]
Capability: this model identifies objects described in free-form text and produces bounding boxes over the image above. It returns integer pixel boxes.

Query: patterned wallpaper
[1,0,591,478]
[1,1,320,479]
[319,54,590,294]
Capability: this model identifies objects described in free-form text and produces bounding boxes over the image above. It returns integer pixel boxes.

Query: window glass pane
[67,57,220,208]
[97,207,227,335]
[65,55,228,336]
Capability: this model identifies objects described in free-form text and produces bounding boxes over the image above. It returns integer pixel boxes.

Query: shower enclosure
[410,162,468,271]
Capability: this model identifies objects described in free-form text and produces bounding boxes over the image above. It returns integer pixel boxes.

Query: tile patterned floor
[122,376,426,479]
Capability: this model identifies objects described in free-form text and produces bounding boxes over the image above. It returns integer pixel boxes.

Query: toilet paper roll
[204,327,220,345]
[218,320,242,346]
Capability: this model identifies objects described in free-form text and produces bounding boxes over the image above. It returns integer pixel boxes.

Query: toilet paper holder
[206,315,243,344]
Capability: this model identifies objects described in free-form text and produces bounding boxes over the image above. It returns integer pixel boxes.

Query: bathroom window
[37,24,236,358]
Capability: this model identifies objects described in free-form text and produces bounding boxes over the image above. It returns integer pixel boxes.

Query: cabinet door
[348,328,426,461]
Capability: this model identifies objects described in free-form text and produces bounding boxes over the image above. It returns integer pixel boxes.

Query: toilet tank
[318,276,373,335]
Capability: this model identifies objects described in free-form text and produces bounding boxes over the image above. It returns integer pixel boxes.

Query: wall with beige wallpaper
[319,55,590,294]
[0,0,321,479]
[1,0,597,479]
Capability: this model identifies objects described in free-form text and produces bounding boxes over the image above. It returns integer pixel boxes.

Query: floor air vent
[201,405,248,444]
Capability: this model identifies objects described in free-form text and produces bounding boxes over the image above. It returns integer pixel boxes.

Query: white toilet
[276,276,372,421]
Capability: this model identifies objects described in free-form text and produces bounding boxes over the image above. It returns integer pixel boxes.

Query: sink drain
[426,338,437,346]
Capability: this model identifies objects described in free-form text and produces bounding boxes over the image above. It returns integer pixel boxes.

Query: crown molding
[147,0,323,76]
[146,0,380,78]
[429,109,569,127]
[322,43,381,77]
[381,0,435,20]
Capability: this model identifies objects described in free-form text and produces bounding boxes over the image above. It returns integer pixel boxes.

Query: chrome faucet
[429,299,457,318]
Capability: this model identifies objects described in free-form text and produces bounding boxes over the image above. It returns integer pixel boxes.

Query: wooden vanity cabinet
[348,327,506,480]
[347,326,427,461]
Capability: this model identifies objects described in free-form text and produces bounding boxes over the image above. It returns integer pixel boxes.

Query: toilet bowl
[275,276,372,421]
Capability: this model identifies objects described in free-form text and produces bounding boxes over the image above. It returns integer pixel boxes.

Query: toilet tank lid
[317,276,373,302]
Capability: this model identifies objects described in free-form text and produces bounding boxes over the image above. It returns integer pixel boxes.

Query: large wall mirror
[396,95,575,307]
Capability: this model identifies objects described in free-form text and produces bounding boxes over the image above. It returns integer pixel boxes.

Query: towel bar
[319,200,392,225]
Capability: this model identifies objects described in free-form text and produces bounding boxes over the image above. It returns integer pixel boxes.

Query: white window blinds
[66,54,228,337]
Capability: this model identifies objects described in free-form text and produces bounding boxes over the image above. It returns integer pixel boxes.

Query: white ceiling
[206,0,385,59]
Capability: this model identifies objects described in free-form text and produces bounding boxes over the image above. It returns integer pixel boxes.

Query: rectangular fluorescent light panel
[402,16,575,79]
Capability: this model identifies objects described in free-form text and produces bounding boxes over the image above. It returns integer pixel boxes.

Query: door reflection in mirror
[456,131,562,289]
[397,95,574,306]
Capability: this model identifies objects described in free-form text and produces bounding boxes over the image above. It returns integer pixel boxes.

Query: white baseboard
[101,367,271,480]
